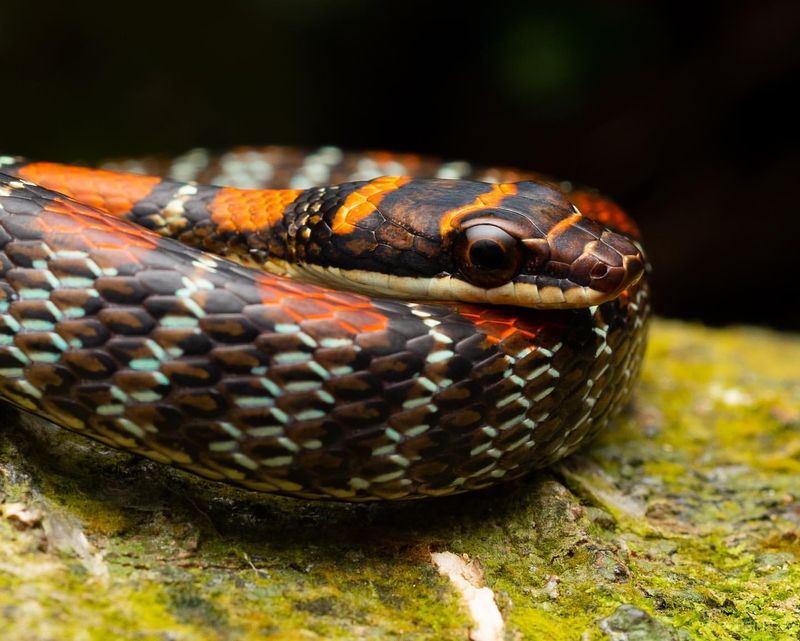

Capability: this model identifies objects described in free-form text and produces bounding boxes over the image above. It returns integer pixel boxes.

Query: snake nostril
[591,263,609,279]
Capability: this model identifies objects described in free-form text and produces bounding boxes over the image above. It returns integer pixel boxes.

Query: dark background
[1,0,798,329]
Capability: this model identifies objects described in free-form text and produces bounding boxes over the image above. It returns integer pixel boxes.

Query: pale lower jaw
[253,259,629,310]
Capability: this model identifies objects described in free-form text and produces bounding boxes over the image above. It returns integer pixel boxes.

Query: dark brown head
[288,177,645,309]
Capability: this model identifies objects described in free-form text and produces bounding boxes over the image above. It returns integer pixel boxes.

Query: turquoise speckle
[97,404,125,416]
[63,307,87,319]
[71,258,99,277]
[28,352,60,363]
[182,299,207,319]
[115,418,145,439]
[144,339,166,360]
[284,381,322,393]
[320,337,351,348]
[257,377,282,397]
[6,346,30,365]
[21,319,55,331]
[295,409,326,421]
[110,386,129,402]
[160,315,199,328]
[16,380,42,399]
[130,358,160,371]
[54,250,89,259]
[209,440,238,452]
[235,396,275,408]
[308,361,330,380]
[60,276,95,288]
[1,315,20,331]
[220,422,243,439]
[19,288,52,300]
[130,390,163,402]
[49,333,68,351]
[44,301,64,320]
[274,351,310,365]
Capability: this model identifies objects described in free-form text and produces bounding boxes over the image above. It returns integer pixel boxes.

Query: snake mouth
[422,267,644,308]
[265,259,644,310]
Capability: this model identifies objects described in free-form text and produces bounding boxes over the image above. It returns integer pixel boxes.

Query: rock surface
[1,319,798,640]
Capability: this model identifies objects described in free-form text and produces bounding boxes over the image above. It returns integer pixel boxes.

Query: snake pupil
[469,239,505,270]
[456,224,522,289]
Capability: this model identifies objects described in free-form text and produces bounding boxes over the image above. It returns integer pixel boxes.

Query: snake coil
[0,148,650,500]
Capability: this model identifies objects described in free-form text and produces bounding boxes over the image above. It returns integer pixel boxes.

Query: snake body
[0,148,650,500]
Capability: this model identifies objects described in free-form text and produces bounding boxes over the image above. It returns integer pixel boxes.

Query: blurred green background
[1,0,797,329]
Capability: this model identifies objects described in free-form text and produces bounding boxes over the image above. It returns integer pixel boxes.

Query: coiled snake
[0,147,650,500]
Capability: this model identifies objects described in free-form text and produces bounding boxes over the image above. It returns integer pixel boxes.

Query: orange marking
[330,176,411,234]
[568,190,641,239]
[36,197,160,252]
[209,187,303,234]
[438,183,518,236]
[17,163,161,216]
[336,309,388,334]
[547,212,583,238]
[455,304,545,345]
[253,273,389,335]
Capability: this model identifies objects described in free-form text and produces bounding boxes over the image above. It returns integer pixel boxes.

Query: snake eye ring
[455,224,522,289]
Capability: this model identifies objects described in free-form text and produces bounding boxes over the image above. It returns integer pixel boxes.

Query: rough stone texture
[1,319,798,640]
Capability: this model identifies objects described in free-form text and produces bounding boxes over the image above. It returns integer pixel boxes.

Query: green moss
[1,319,799,639]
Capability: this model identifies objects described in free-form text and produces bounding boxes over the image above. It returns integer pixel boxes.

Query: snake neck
[0,159,350,270]
[0,163,457,288]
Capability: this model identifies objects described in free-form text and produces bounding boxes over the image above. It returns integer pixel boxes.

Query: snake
[0,147,650,500]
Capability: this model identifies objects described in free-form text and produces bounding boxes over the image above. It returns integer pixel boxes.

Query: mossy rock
[1,319,798,640]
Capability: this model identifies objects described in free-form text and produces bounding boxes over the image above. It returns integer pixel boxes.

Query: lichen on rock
[1,319,799,640]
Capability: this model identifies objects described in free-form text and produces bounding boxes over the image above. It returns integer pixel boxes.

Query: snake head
[443,180,646,308]
[292,176,644,309]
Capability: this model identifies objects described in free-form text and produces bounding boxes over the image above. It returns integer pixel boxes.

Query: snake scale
[0,147,650,500]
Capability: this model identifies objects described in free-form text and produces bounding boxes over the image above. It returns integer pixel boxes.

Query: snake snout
[568,229,644,296]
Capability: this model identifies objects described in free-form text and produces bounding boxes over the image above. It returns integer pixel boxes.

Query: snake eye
[455,224,522,289]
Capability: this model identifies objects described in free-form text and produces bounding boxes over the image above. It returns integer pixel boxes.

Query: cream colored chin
[261,258,619,309]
